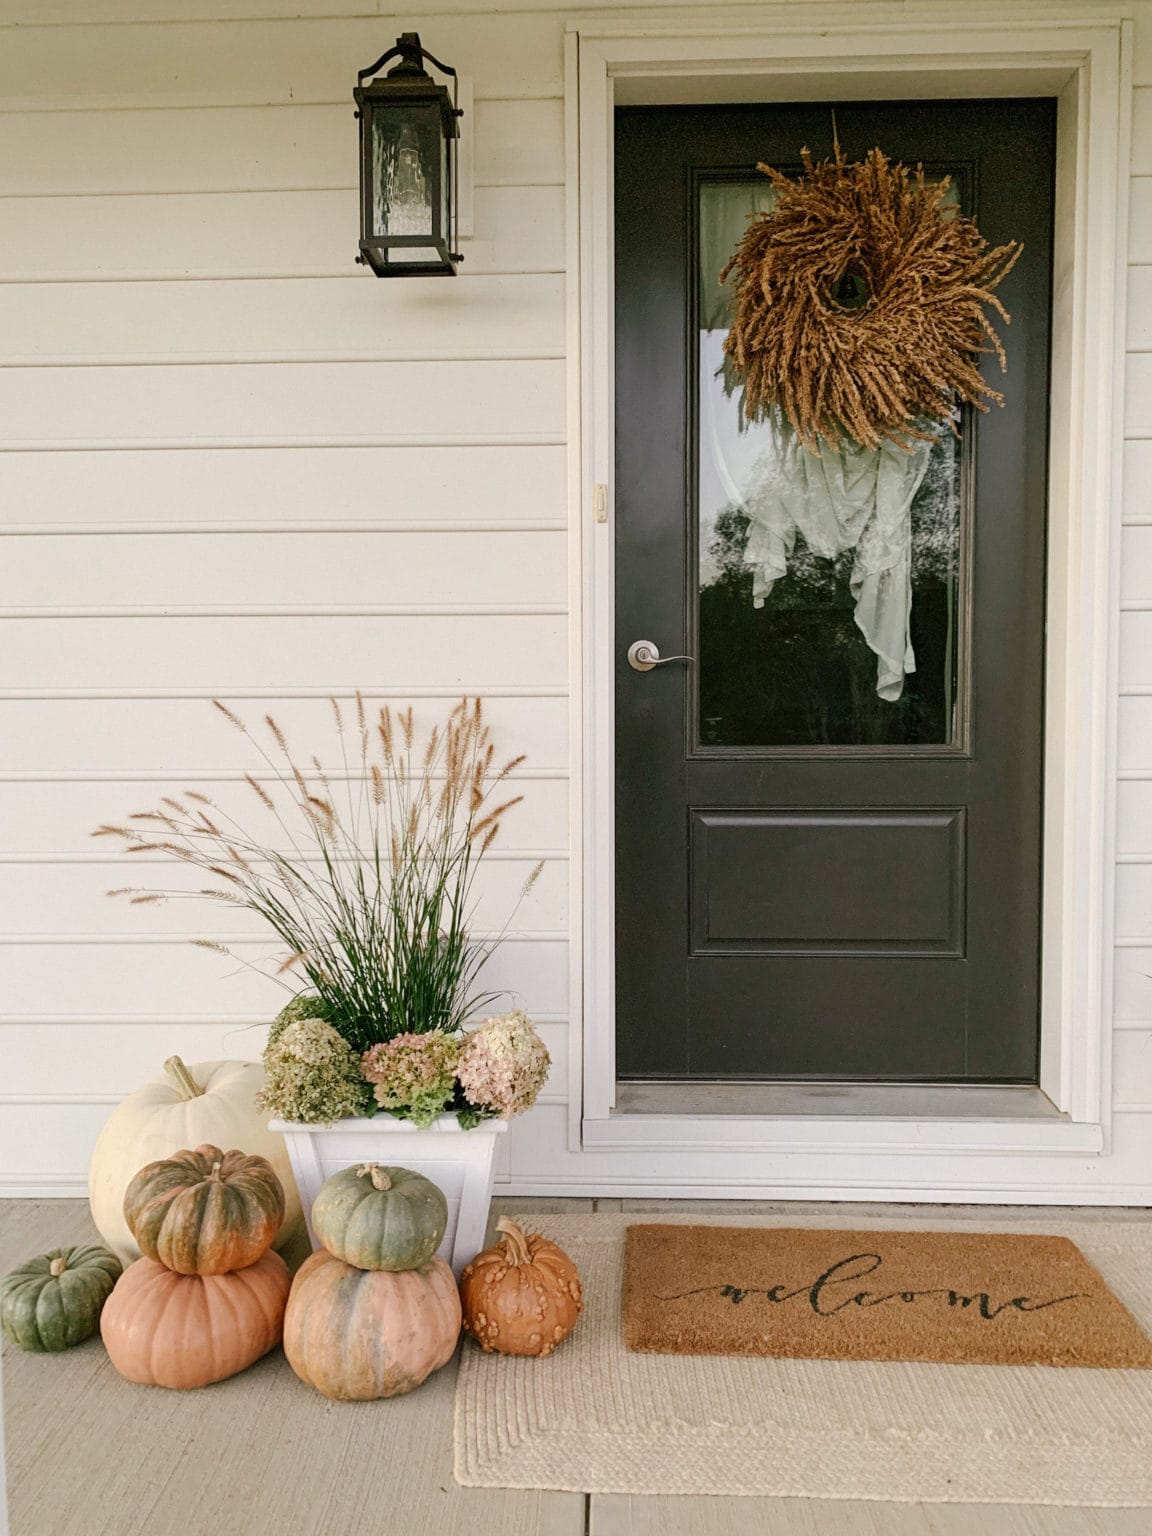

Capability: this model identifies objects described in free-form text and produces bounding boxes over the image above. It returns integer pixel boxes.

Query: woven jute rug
[623,1224,1152,1368]
[453,1213,1152,1504]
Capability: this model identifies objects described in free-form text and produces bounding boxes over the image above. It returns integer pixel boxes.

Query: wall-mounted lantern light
[354,33,463,277]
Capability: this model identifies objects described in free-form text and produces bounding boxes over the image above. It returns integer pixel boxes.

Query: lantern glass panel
[440,125,451,245]
[370,102,442,263]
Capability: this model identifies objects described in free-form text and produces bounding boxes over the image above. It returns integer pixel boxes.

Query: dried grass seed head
[212,699,245,730]
[265,714,289,754]
[246,774,276,811]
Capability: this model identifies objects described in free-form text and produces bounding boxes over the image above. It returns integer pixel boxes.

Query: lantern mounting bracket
[357,32,457,88]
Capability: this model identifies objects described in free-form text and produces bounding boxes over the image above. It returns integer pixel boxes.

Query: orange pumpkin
[283,1249,461,1401]
[460,1217,582,1357]
[123,1144,285,1275]
[100,1251,290,1389]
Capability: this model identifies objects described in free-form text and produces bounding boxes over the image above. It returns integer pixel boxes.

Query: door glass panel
[697,175,964,749]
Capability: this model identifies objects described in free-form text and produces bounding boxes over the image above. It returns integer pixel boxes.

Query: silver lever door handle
[627,639,696,672]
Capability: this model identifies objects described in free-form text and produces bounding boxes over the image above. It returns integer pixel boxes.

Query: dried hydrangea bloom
[361,1030,461,1129]
[267,993,335,1048]
[257,1016,371,1124]
[456,1010,550,1120]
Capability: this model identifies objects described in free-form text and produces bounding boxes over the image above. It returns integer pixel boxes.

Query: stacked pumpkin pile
[88,1056,302,1264]
[101,1144,292,1389]
[283,1162,462,1401]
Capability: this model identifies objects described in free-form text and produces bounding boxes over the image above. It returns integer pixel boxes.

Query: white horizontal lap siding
[0,275,565,365]
[0,0,988,27]
[2,939,570,1019]
[3,531,566,607]
[0,694,570,767]
[0,4,571,1191]
[0,100,562,197]
[0,860,568,938]
[0,777,569,851]
[0,617,567,691]
[1118,694,1152,766]
[0,15,565,106]
[1116,779,1152,850]
[1089,57,1152,1193]
[0,1020,570,1101]
[0,186,566,284]
[1133,177,1152,260]
[0,444,567,530]
[1114,1029,1152,1107]
[0,360,564,446]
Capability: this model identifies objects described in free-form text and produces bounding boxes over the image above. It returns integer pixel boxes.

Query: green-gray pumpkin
[1,1245,122,1352]
[311,1164,447,1271]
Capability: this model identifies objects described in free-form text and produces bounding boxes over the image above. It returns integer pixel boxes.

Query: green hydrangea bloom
[257,1016,372,1125]
[267,992,336,1048]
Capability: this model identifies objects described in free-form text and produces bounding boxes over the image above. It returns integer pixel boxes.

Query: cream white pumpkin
[88,1057,302,1265]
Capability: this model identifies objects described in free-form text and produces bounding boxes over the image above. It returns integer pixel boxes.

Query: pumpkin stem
[357,1162,392,1192]
[49,1256,67,1278]
[496,1216,533,1266]
[209,1160,224,1180]
[164,1056,204,1100]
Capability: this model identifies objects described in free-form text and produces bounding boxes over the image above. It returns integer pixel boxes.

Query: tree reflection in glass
[697,176,962,749]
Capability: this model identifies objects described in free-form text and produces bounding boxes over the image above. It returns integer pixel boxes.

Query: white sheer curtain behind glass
[697,177,962,745]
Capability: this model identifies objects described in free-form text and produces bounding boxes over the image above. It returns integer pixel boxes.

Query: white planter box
[269,1114,507,1276]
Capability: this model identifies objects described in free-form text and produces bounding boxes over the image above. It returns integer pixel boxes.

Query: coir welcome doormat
[622,1224,1152,1368]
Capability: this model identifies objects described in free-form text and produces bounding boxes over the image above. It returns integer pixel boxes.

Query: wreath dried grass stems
[720,147,1021,452]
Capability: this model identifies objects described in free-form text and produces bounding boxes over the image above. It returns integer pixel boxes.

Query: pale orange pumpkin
[459,1217,582,1357]
[100,1250,290,1389]
[123,1144,285,1275]
[283,1249,461,1401]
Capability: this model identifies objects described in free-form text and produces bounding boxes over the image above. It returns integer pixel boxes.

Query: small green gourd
[1,1245,122,1352]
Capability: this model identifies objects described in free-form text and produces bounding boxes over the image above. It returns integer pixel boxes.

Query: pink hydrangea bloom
[360,1030,460,1128]
[456,1010,550,1120]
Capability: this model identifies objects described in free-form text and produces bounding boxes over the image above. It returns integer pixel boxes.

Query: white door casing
[565,11,1132,1171]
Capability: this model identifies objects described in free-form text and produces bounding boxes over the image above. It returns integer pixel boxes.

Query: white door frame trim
[566,10,1131,1170]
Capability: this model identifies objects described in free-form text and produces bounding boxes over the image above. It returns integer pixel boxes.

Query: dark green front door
[614,99,1055,1082]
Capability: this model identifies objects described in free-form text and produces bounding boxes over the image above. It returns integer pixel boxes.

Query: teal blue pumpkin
[311,1164,447,1271]
[1,1245,122,1352]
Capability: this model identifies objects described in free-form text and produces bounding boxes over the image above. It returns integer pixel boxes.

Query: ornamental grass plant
[95,696,542,1062]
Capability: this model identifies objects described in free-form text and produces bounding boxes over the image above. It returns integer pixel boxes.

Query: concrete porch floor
[4,1197,1152,1536]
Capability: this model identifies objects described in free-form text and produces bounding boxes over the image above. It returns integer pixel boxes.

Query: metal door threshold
[614,1080,1063,1120]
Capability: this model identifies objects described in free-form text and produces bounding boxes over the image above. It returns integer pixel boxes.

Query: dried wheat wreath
[721,147,1022,453]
